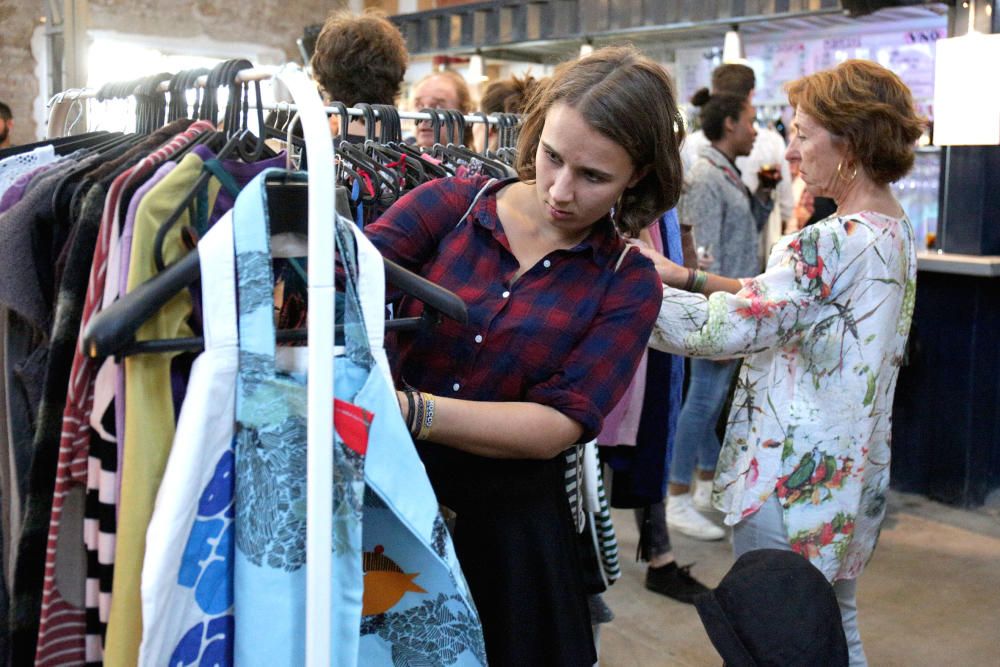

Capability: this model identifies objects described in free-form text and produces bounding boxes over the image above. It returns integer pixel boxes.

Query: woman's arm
[637,245,742,295]
[397,393,582,459]
[646,221,861,360]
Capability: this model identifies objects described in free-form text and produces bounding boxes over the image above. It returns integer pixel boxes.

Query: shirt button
[474,334,483,343]
[502,290,510,299]
[452,382,461,392]
[543,259,551,268]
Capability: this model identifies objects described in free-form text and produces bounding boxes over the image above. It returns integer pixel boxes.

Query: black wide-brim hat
[694,548,849,667]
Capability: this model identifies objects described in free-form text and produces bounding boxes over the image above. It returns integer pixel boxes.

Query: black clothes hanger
[82,171,468,359]
[152,59,277,270]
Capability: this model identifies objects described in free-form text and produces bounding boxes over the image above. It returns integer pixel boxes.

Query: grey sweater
[680,145,773,279]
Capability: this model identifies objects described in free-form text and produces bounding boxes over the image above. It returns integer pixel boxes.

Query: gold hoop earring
[836,160,858,183]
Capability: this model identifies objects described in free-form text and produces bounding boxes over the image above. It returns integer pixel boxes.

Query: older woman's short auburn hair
[514,45,685,237]
[786,60,925,185]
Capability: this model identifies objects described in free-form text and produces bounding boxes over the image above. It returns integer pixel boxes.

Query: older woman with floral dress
[639,59,924,666]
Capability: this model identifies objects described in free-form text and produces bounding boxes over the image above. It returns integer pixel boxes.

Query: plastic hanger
[82,171,468,359]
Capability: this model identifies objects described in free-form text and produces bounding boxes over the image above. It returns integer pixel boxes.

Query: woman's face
[785,108,848,198]
[729,101,758,157]
[533,103,643,238]
[413,75,462,147]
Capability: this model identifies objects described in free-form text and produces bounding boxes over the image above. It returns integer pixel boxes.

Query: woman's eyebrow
[541,141,614,179]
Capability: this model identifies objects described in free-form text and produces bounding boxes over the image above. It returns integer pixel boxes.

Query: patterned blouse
[649,211,916,581]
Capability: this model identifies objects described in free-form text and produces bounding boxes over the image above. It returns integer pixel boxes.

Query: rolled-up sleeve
[526,250,662,441]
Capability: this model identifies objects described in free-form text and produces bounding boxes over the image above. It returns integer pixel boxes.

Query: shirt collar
[471,177,622,261]
[698,144,742,176]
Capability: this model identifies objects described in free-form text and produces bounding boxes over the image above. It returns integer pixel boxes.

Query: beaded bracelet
[415,393,436,441]
[404,389,417,434]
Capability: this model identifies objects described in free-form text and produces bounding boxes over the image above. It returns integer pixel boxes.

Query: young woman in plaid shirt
[364,46,685,665]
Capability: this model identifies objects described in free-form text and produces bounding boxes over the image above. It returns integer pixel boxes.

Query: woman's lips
[547,204,572,220]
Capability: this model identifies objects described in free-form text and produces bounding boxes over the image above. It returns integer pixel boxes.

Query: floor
[598,490,1000,666]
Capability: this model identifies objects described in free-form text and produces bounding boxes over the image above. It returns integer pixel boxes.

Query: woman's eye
[545,149,560,163]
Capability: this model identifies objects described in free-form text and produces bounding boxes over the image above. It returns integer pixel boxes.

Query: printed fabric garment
[232,170,485,667]
[104,139,279,666]
[0,145,58,197]
[139,210,238,666]
[649,212,917,581]
[681,145,773,280]
[35,121,212,667]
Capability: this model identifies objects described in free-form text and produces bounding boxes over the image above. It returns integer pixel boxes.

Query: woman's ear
[723,114,737,136]
[627,164,651,189]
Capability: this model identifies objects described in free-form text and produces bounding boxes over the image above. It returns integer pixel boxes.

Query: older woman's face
[785,108,848,199]
[413,75,462,147]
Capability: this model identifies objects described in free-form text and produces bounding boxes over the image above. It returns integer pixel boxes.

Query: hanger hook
[286,111,302,171]
[64,96,85,135]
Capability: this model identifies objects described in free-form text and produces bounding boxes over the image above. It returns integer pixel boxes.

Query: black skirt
[418,443,597,667]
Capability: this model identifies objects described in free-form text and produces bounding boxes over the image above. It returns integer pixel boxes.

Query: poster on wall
[674,25,946,109]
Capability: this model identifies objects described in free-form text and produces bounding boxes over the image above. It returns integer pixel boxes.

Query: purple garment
[596,222,664,447]
[0,163,60,213]
[191,144,287,227]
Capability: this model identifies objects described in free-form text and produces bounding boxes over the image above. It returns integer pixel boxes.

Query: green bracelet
[691,270,708,293]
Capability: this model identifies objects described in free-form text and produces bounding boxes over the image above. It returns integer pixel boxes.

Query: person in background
[641,59,923,666]
[310,9,409,140]
[0,102,13,149]
[682,64,794,261]
[411,69,475,147]
[364,45,685,665]
[476,73,539,152]
[599,207,713,605]
[666,88,774,542]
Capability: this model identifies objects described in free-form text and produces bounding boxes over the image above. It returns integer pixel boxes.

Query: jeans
[669,358,738,485]
[733,495,868,667]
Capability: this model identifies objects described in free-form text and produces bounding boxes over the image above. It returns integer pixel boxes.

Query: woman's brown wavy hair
[514,45,685,236]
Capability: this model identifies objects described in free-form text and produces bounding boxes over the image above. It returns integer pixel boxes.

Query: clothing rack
[48,67,507,127]
[52,63,338,666]
[45,63,509,665]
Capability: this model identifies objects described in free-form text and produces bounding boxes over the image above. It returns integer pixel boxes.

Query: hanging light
[722,24,744,63]
[469,50,488,82]
[579,38,594,59]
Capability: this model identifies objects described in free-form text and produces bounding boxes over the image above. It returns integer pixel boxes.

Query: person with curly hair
[641,59,924,666]
[310,9,408,139]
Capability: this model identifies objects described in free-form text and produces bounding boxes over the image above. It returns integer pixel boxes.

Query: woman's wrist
[398,388,437,441]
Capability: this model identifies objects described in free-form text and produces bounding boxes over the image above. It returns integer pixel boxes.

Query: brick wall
[0,0,45,145]
[0,0,347,141]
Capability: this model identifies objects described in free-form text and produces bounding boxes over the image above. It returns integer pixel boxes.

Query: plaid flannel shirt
[364,175,661,442]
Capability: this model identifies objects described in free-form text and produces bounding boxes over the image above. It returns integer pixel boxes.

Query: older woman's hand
[635,244,688,288]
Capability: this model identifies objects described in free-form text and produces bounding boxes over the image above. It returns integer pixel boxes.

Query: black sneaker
[644,562,710,604]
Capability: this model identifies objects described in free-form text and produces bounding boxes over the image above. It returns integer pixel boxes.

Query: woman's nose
[785,140,799,162]
[549,170,573,204]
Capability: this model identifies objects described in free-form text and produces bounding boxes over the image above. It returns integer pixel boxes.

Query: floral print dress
[649,212,916,581]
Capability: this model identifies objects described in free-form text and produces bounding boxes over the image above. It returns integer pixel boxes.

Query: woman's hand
[636,244,688,288]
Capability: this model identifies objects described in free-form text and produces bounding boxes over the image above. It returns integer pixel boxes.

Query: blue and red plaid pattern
[364,175,661,442]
